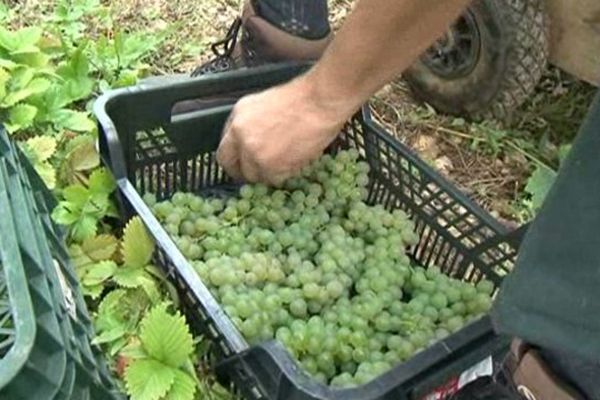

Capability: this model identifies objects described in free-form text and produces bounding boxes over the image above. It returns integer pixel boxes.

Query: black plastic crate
[95,64,523,400]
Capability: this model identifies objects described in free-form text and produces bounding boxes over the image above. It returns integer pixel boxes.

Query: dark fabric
[491,92,600,365]
[539,347,600,399]
[253,0,330,39]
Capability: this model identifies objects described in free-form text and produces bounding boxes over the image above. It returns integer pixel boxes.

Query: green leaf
[139,305,194,368]
[113,266,152,289]
[109,337,129,357]
[91,326,127,345]
[83,283,104,299]
[89,168,116,194]
[12,51,49,68]
[138,275,161,304]
[52,204,80,225]
[82,260,117,286]
[81,234,119,261]
[2,78,50,107]
[35,162,56,189]
[56,45,94,102]
[0,59,17,70]
[0,26,41,54]
[68,139,99,171]
[63,184,90,206]
[125,359,176,400]
[69,244,94,269]
[122,217,154,268]
[165,369,197,400]
[7,104,37,132]
[26,136,57,161]
[27,77,51,94]
[525,164,557,210]
[71,214,98,242]
[53,109,95,132]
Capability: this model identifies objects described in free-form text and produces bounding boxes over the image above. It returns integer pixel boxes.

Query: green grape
[476,279,495,295]
[352,347,368,364]
[374,312,392,333]
[461,285,478,301]
[290,298,308,318]
[444,286,462,304]
[423,306,439,322]
[446,315,465,332]
[435,328,450,340]
[450,302,467,316]
[241,318,259,339]
[430,293,449,309]
[387,335,403,351]
[239,185,254,199]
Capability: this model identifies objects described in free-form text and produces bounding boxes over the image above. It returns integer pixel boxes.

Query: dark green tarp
[491,92,600,363]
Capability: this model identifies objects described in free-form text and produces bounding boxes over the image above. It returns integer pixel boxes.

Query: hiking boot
[190,0,332,77]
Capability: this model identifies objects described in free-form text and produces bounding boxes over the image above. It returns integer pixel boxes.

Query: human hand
[217,75,355,186]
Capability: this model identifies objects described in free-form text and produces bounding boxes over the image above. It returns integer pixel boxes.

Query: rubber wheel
[404,0,549,121]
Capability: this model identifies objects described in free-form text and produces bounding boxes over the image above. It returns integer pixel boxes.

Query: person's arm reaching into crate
[217,0,471,185]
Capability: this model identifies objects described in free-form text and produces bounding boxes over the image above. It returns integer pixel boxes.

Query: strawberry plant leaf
[63,184,90,206]
[35,161,56,189]
[7,103,37,133]
[125,359,176,400]
[113,266,148,288]
[525,164,557,211]
[69,244,94,269]
[52,204,80,225]
[81,234,118,261]
[26,135,57,161]
[71,214,97,242]
[68,139,99,172]
[89,167,116,194]
[139,305,194,368]
[122,217,154,268]
[53,109,95,132]
[92,326,127,346]
[83,283,104,299]
[165,369,197,400]
[82,260,117,286]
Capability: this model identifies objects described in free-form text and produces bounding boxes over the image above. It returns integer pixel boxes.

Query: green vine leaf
[122,217,154,268]
[139,305,194,368]
[125,359,176,400]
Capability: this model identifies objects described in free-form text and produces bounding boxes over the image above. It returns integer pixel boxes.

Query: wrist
[294,68,364,125]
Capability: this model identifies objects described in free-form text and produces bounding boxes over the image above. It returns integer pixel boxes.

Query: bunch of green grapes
[144,148,495,388]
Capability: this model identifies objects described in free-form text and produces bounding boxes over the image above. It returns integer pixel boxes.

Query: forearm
[303,0,472,119]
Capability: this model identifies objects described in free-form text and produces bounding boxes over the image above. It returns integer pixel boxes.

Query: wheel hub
[421,10,481,79]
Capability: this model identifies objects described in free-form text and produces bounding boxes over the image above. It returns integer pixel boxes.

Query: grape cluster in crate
[143,150,493,388]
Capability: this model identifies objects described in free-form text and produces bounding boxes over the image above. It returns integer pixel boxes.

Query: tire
[404,0,549,121]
